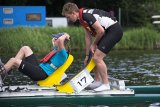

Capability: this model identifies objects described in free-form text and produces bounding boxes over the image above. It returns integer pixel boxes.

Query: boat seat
[37,54,74,87]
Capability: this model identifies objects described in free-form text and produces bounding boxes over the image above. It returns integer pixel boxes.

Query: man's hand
[84,56,89,65]
[64,33,70,40]
[90,44,97,54]
[58,33,70,41]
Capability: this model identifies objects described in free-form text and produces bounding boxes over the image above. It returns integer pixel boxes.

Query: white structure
[151,15,160,24]
[46,17,68,27]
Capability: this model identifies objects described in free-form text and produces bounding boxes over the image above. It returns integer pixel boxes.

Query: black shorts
[18,54,48,81]
[97,22,123,54]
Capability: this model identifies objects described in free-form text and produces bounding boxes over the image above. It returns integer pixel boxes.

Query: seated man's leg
[2,46,33,73]
[4,58,22,72]
[15,46,33,60]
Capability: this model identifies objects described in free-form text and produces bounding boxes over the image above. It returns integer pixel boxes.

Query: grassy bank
[0,26,84,55]
[0,26,160,55]
[115,27,160,50]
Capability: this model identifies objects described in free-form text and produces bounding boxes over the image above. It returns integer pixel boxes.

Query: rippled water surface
[3,50,160,86]
[2,50,160,106]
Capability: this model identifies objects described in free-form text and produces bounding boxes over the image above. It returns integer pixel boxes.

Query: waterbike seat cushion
[37,54,74,87]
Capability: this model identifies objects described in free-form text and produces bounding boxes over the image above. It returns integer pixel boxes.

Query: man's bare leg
[86,67,102,90]
[4,58,21,72]
[93,49,110,91]
[4,46,33,72]
[94,67,102,81]
[15,46,33,59]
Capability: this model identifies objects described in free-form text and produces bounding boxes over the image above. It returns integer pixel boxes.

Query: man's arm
[84,29,92,65]
[83,13,105,53]
[84,29,92,56]
[90,21,105,53]
[92,21,105,45]
[57,33,70,50]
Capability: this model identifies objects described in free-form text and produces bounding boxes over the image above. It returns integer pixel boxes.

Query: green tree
[120,0,160,26]
[0,0,28,5]
[0,0,160,27]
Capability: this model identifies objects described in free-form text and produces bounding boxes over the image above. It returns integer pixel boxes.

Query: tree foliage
[0,0,160,27]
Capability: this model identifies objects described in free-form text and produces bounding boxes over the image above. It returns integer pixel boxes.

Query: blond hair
[62,2,79,16]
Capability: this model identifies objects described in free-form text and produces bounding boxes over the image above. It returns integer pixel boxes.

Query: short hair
[62,2,79,16]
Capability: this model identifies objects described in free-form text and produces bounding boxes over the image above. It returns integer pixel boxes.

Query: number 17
[77,76,86,86]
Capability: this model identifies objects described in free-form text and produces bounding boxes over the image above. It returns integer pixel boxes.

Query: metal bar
[127,85,160,94]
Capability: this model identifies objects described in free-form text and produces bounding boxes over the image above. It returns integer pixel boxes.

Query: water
[1,50,160,106]
[107,50,160,86]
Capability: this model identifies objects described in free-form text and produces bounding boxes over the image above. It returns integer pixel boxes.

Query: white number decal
[70,69,94,93]
[77,76,86,86]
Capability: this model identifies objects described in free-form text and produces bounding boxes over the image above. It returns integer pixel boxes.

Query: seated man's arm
[57,33,70,50]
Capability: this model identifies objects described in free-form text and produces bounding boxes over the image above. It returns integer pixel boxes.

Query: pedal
[109,77,126,90]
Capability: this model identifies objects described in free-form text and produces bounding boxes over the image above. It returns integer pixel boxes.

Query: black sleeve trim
[83,13,96,26]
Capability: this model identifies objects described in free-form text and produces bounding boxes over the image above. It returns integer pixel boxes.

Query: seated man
[0,33,70,81]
